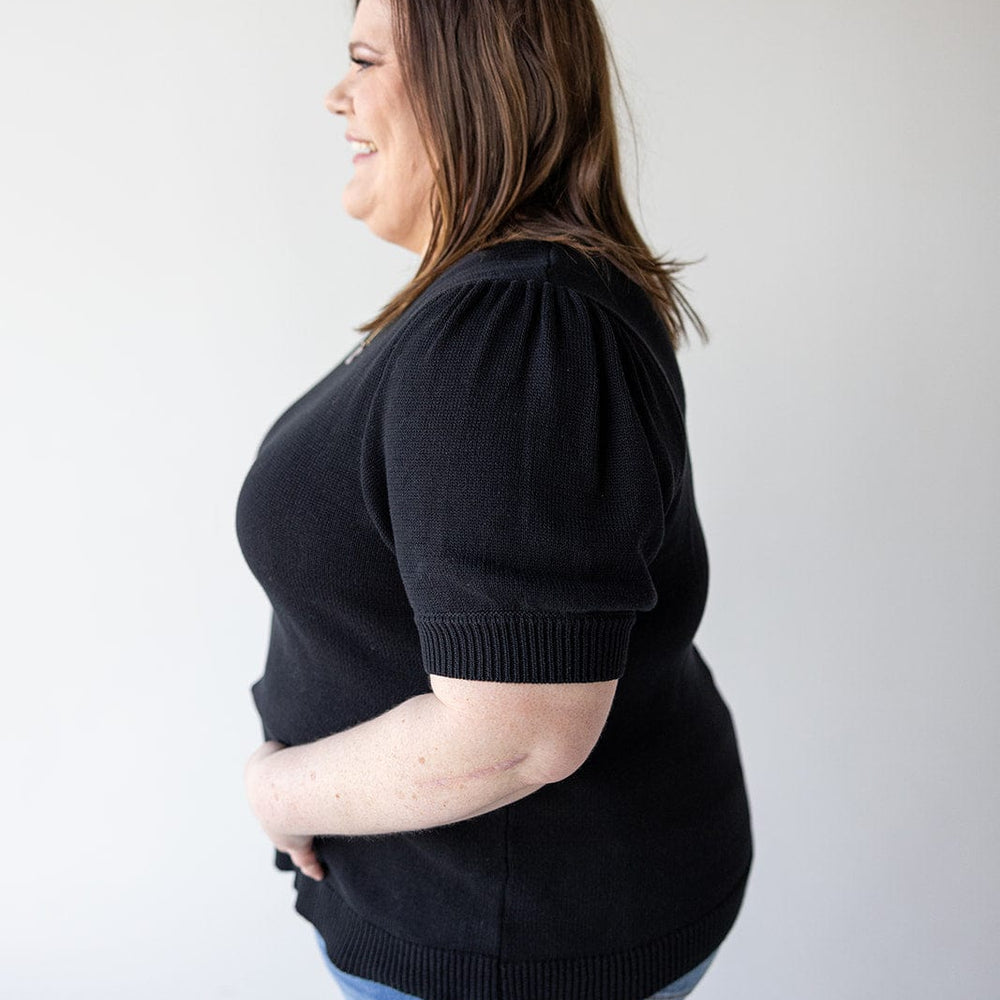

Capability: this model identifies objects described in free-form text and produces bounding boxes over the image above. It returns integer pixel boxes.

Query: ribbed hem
[414,612,636,682]
[296,861,750,1000]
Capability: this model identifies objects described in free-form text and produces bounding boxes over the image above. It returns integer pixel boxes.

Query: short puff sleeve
[375,279,664,683]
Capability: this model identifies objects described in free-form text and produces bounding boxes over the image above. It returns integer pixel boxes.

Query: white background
[1,1,997,997]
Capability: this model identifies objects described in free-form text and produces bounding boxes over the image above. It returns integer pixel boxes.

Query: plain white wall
[1,1,997,997]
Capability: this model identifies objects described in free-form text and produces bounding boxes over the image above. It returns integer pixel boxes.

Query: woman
[237,1,753,998]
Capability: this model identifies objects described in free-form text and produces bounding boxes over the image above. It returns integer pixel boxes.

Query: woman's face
[324,0,435,254]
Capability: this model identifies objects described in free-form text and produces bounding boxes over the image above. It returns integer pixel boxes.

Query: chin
[340,192,364,221]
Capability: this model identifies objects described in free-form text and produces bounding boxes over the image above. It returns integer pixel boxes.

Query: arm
[245,677,617,865]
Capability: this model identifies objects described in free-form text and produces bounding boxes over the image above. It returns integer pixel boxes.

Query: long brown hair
[351,0,708,351]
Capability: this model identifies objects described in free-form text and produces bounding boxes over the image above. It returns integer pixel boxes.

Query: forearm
[246,692,553,837]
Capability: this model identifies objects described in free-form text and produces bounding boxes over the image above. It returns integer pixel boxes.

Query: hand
[244,740,325,881]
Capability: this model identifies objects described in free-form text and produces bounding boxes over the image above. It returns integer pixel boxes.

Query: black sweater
[235,239,753,1000]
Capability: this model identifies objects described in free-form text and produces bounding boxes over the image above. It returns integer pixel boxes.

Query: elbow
[525,737,598,786]
[521,709,614,785]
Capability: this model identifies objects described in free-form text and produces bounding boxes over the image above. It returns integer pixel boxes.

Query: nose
[324,74,350,116]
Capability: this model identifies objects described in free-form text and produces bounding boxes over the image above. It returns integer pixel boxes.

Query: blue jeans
[314,927,718,1000]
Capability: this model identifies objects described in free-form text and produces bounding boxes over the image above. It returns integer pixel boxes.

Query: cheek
[393,120,431,176]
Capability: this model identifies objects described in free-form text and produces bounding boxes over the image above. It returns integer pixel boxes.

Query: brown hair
[352,0,707,351]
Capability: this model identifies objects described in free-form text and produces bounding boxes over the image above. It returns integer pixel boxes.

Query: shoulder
[384,241,636,371]
[416,238,640,306]
[390,239,662,358]
[370,239,678,448]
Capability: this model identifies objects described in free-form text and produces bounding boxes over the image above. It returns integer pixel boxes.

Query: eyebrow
[349,41,384,56]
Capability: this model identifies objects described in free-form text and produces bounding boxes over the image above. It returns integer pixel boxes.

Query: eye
[350,56,373,70]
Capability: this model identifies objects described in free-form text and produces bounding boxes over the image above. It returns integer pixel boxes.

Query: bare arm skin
[244,676,618,877]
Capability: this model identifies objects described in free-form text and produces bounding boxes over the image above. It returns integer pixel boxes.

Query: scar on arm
[415,753,530,790]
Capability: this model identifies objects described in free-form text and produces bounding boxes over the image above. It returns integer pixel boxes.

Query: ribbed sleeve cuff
[414,611,636,682]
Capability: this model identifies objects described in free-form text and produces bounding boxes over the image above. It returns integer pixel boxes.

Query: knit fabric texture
[235,239,753,1000]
